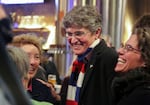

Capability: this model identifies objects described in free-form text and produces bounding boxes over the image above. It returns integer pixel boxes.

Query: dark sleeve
[101,47,118,105]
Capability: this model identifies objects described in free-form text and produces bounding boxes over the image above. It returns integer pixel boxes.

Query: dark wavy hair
[133,14,150,29]
[132,14,150,68]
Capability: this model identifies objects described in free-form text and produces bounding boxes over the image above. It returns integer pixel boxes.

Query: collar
[89,38,100,48]
[77,39,100,62]
[112,67,150,93]
[27,79,32,91]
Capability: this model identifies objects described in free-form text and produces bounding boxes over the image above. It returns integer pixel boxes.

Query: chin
[115,63,126,71]
[74,53,82,55]
[73,49,87,55]
[28,73,35,79]
[115,66,124,72]
[73,50,82,55]
[29,75,34,79]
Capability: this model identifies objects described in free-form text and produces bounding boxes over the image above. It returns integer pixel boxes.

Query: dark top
[27,78,56,104]
[111,67,150,105]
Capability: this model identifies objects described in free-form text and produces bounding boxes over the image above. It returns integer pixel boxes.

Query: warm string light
[18,15,46,29]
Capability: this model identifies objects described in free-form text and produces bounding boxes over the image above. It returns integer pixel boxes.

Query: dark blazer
[111,68,150,105]
[78,39,118,105]
[61,39,118,105]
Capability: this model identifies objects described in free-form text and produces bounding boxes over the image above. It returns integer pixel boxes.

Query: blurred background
[1,0,150,79]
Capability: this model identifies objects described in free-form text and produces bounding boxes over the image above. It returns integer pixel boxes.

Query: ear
[95,28,101,39]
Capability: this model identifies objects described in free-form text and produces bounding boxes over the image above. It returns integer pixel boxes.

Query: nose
[117,47,125,55]
[69,36,78,44]
[29,56,36,65]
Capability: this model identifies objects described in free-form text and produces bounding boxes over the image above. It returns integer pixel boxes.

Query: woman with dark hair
[112,14,150,105]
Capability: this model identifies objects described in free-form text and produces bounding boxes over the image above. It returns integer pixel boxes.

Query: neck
[22,78,30,90]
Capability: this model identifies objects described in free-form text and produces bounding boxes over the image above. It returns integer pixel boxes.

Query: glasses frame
[65,31,90,38]
[121,44,141,53]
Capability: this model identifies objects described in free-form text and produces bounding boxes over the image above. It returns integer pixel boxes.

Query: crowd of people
[0,4,150,105]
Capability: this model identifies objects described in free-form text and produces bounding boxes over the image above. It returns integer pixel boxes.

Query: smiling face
[20,44,40,78]
[115,34,145,72]
[66,27,99,55]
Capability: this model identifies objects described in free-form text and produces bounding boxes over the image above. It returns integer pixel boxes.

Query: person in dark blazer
[112,14,150,105]
[61,5,118,105]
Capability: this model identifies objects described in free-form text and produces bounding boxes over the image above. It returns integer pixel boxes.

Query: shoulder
[94,45,118,63]
[94,40,118,58]
[119,86,150,105]
[130,85,150,98]
[32,78,49,90]
[104,47,118,57]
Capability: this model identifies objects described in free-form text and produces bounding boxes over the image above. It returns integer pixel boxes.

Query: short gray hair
[62,5,102,33]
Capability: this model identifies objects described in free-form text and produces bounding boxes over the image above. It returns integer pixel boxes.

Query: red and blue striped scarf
[66,48,92,105]
[66,39,100,105]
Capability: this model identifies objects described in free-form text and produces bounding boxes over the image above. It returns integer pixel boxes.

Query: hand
[36,78,55,90]
[36,78,61,101]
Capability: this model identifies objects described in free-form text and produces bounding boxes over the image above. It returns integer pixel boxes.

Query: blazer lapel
[79,57,95,98]
[79,39,107,98]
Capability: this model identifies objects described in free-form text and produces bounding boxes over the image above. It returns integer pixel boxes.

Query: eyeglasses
[121,44,140,53]
[65,31,90,38]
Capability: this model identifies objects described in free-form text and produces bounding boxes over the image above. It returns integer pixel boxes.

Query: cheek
[35,60,40,68]
[30,59,40,70]
[126,55,143,69]
[128,54,141,62]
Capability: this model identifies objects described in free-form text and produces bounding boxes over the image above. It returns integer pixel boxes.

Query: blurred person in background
[0,5,34,105]
[61,5,118,105]
[102,34,112,47]
[111,14,150,105]
[40,51,62,85]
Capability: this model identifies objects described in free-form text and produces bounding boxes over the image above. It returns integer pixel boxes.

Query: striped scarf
[66,39,100,105]
[66,48,92,105]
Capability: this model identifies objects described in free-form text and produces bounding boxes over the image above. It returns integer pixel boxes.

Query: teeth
[73,45,80,47]
[73,46,79,48]
[118,62,124,64]
[118,58,126,64]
